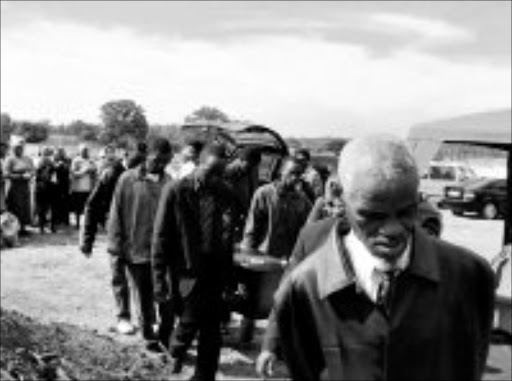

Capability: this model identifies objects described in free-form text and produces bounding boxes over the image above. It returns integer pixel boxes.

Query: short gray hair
[338,134,419,198]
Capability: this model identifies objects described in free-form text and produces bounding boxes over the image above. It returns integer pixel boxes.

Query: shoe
[145,340,163,353]
[171,356,184,374]
[116,319,136,335]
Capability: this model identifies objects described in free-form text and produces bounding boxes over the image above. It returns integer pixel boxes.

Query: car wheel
[481,202,498,220]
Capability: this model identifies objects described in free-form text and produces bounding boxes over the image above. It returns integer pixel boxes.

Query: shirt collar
[316,224,438,300]
[345,230,411,301]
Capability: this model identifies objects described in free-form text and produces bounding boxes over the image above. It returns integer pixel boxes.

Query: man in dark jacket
[264,135,495,381]
[152,143,236,381]
[107,138,172,347]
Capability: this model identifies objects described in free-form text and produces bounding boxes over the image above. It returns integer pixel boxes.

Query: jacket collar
[406,227,441,283]
[315,224,440,300]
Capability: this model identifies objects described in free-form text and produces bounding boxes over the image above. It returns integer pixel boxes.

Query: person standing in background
[53,147,71,227]
[306,176,345,224]
[108,137,173,350]
[3,137,35,235]
[70,144,97,229]
[0,138,9,213]
[293,148,324,202]
[35,146,57,233]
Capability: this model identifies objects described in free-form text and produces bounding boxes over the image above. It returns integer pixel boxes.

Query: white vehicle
[419,161,477,205]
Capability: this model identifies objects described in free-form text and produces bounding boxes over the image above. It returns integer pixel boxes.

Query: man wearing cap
[263,135,495,381]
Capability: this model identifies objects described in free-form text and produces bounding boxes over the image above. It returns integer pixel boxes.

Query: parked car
[420,161,477,206]
[443,178,508,219]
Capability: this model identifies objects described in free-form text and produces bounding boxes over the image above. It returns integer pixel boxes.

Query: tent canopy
[407,109,511,174]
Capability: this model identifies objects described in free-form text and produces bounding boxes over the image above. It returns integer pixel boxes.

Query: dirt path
[0,228,288,380]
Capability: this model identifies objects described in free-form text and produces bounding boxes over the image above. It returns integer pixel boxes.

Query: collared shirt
[344,230,411,302]
[107,165,170,264]
[241,181,312,259]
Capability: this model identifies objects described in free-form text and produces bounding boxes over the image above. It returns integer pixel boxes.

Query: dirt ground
[1,211,510,380]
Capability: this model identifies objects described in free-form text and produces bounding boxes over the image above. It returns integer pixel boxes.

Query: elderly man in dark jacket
[152,143,237,381]
[263,135,495,381]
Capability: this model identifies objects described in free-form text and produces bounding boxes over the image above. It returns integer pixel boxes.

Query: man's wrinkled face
[344,175,419,263]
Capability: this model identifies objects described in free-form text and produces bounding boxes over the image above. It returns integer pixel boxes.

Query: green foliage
[13,120,50,143]
[67,120,99,142]
[184,106,230,124]
[100,99,148,146]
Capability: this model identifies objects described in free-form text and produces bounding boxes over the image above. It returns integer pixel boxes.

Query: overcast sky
[1,1,510,137]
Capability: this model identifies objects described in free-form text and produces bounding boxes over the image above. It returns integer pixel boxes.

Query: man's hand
[256,350,276,379]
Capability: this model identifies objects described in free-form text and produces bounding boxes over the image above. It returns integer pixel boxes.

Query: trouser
[125,262,156,341]
[35,187,56,232]
[71,191,90,228]
[109,254,131,321]
[171,275,224,381]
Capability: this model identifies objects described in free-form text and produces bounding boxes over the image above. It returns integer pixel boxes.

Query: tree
[100,99,148,146]
[68,120,99,141]
[184,106,230,124]
[1,113,14,142]
[148,123,183,145]
[13,120,50,143]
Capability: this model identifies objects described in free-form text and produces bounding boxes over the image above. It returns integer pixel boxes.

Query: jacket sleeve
[273,276,325,381]
[262,228,308,354]
[81,169,113,248]
[473,258,496,379]
[106,173,127,257]
[151,181,179,303]
[241,188,268,251]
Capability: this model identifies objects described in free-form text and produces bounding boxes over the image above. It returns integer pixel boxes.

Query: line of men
[79,134,495,381]
[79,136,328,380]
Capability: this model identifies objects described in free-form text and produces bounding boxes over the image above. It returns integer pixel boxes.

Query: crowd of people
[0,133,496,381]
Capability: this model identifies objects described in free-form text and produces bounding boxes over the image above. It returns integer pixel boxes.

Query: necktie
[376,270,397,314]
